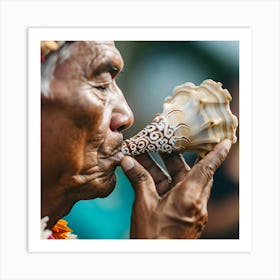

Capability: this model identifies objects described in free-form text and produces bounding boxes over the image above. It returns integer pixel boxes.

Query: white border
[28,27,252,253]
[1,1,279,279]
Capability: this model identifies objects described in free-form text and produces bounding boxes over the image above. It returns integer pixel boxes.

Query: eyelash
[87,81,109,90]
[94,85,107,90]
[93,79,113,91]
[83,77,111,91]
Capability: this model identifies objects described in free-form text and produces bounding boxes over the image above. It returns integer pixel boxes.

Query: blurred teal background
[64,41,239,239]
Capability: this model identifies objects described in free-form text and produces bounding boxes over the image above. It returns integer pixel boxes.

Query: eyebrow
[108,64,120,75]
[92,60,121,78]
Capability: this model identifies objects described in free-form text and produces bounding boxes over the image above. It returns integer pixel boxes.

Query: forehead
[74,40,115,49]
[60,41,124,71]
[68,41,121,60]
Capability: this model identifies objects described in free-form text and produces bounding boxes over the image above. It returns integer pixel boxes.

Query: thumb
[120,156,159,199]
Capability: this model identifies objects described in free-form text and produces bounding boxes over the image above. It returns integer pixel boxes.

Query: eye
[94,85,107,90]
[94,80,112,90]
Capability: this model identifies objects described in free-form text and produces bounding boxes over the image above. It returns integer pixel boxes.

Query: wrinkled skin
[41,41,133,228]
[41,41,232,238]
[121,139,231,239]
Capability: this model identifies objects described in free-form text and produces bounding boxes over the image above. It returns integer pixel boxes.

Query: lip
[80,151,124,176]
[110,151,124,163]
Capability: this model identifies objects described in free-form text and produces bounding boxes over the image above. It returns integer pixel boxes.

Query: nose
[110,94,134,132]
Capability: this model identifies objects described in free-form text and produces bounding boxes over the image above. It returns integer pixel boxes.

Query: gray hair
[41,42,73,97]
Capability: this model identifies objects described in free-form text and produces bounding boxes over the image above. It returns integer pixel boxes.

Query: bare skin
[41,41,133,228]
[121,139,231,238]
[41,41,232,238]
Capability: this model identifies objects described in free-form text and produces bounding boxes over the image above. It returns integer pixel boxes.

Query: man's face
[41,41,134,201]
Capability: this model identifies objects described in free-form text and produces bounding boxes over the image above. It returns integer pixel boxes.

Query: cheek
[67,88,107,134]
[41,106,87,183]
[50,75,106,124]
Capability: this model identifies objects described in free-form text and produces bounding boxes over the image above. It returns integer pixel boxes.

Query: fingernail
[223,139,232,149]
[121,156,135,171]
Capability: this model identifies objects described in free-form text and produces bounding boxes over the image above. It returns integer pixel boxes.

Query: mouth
[109,151,124,164]
[80,151,123,176]
[98,138,124,165]
[80,136,124,177]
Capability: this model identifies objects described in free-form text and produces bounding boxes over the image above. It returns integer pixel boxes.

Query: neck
[41,185,75,229]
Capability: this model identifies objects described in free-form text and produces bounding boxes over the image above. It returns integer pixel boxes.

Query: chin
[97,173,117,198]
[78,174,117,200]
[72,160,119,200]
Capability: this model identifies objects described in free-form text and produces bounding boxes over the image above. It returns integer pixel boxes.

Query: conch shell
[122,79,238,157]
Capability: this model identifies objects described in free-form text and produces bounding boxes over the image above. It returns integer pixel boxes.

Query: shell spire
[122,79,238,157]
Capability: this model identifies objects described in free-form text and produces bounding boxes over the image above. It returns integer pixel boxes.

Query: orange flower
[41,41,65,56]
[51,219,74,239]
[41,41,65,61]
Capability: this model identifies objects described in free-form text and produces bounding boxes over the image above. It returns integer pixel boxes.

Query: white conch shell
[122,79,238,157]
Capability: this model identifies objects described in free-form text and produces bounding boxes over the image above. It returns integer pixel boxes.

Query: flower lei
[41,216,77,239]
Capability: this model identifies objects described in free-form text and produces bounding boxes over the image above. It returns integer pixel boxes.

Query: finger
[191,139,231,188]
[120,156,160,200]
[160,153,191,186]
[134,153,171,195]
[194,155,203,165]
[201,179,213,213]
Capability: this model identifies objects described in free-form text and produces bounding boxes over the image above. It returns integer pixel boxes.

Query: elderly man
[41,41,231,239]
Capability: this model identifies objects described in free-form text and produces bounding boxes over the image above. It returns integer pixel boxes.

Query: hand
[120,139,232,239]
